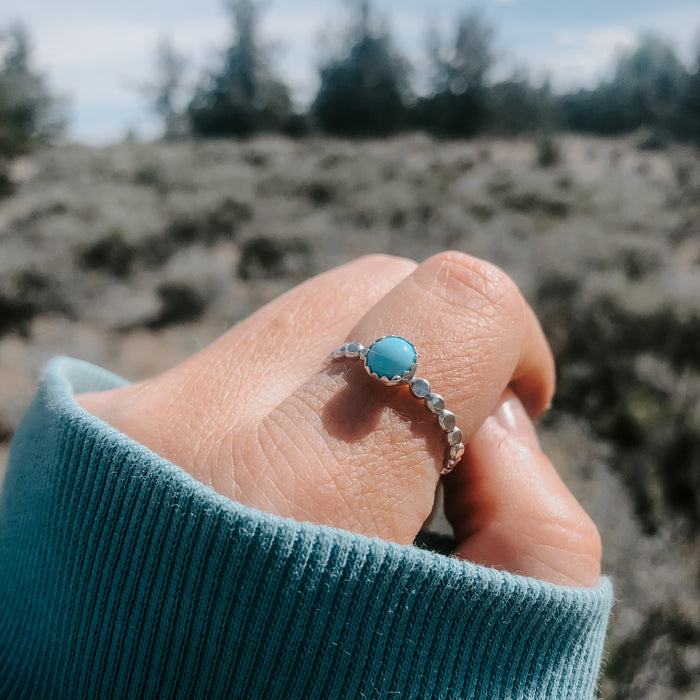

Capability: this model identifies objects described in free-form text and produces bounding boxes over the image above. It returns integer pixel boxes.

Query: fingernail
[493,394,541,450]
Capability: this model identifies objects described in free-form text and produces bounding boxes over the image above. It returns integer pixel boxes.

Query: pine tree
[415,11,494,137]
[150,37,188,141]
[312,1,409,137]
[188,0,291,137]
[0,23,65,156]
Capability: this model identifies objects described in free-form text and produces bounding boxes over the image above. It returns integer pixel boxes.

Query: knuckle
[578,514,603,562]
[355,253,417,270]
[422,250,525,325]
[549,494,603,569]
[356,253,399,264]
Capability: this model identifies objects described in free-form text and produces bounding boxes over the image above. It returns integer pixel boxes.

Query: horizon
[3,0,700,144]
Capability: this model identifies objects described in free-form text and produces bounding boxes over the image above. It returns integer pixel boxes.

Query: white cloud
[555,27,637,52]
[516,26,638,91]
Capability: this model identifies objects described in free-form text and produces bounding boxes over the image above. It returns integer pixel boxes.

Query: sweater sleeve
[0,357,612,700]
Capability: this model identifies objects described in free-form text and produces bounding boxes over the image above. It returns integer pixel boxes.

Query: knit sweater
[1,357,612,699]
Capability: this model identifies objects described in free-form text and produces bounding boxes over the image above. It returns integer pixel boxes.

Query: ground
[1,133,699,698]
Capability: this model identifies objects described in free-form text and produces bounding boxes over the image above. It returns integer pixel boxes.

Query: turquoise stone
[366,336,417,380]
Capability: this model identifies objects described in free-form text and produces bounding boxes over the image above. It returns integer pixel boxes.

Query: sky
[3,0,700,144]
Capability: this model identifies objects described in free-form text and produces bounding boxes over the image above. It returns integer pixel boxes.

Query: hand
[77,252,601,588]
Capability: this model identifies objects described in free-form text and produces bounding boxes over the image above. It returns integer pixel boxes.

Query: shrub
[0,419,13,443]
[202,197,252,242]
[141,197,253,267]
[0,287,36,337]
[536,131,561,168]
[133,163,164,188]
[0,269,64,336]
[302,180,335,206]
[543,289,700,536]
[146,282,207,330]
[78,229,137,278]
[0,160,14,199]
[238,235,311,280]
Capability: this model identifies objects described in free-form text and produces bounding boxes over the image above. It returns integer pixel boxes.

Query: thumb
[443,389,602,588]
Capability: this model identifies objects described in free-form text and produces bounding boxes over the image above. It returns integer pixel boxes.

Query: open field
[1,133,699,697]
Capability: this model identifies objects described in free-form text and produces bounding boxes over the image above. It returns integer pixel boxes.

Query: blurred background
[1,1,699,697]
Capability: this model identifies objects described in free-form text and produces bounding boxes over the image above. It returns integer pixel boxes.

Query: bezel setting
[362,335,418,386]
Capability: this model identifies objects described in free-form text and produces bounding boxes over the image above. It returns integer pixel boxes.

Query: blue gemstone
[366,336,417,380]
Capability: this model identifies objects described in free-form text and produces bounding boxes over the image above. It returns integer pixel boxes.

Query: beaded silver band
[324,340,465,475]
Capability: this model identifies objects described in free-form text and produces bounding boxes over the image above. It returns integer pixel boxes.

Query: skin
[77,251,601,588]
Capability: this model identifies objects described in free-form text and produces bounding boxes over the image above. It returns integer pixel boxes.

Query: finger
[345,250,554,441]
[510,301,555,417]
[444,389,602,588]
[248,251,555,541]
[159,254,417,422]
[77,255,416,486]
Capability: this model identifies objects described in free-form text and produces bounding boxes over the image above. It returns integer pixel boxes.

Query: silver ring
[324,335,465,475]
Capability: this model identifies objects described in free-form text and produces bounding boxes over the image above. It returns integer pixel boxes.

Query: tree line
[1,0,699,158]
[149,0,700,145]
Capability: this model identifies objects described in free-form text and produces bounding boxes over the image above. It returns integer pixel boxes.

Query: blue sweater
[1,357,612,699]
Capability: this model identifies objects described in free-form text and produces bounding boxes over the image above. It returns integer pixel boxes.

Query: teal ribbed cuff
[1,357,612,699]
